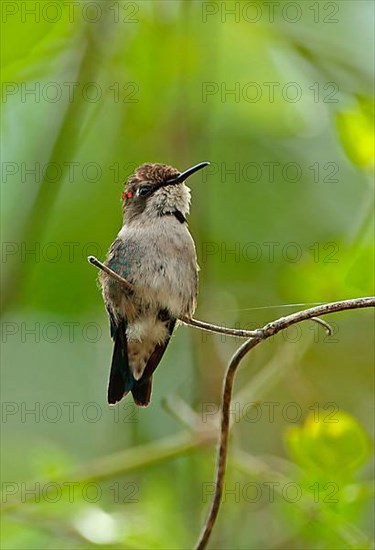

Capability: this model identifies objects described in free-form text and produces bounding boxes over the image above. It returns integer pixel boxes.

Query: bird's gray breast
[118,216,198,317]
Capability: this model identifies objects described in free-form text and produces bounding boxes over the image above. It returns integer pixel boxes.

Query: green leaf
[336,99,375,169]
[285,410,371,478]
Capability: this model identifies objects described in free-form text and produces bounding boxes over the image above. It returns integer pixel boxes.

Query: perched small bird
[100,161,210,406]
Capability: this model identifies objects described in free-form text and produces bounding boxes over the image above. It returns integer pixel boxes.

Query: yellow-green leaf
[285,410,371,477]
[336,100,375,169]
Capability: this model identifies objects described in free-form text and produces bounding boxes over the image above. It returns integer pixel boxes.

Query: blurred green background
[1,1,374,549]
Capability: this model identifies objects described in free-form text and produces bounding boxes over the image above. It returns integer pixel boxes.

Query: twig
[88,256,338,338]
[311,316,333,335]
[88,256,134,292]
[87,255,375,549]
[180,315,261,337]
[195,296,375,549]
[88,256,260,335]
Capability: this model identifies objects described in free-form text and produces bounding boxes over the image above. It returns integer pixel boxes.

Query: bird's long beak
[164,161,210,186]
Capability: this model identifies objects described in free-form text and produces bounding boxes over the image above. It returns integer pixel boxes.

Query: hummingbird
[99,161,210,406]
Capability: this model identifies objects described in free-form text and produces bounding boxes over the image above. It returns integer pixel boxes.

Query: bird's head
[122,162,210,224]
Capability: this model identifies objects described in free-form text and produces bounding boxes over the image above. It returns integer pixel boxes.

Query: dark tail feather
[141,318,177,380]
[131,317,176,407]
[108,315,176,407]
[108,319,132,405]
[131,377,153,407]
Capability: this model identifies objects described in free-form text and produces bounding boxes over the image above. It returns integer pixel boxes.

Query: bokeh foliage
[1,1,374,549]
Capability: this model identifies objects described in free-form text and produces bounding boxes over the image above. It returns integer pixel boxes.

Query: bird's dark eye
[137,185,153,197]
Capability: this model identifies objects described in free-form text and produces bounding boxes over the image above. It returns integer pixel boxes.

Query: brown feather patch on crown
[129,163,180,187]
[122,164,181,205]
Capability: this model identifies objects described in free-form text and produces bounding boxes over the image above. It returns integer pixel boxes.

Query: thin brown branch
[88,255,260,335]
[87,255,375,549]
[195,295,374,549]
[180,315,261,337]
[311,316,333,335]
[88,256,340,338]
[88,255,134,292]
[259,297,374,337]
